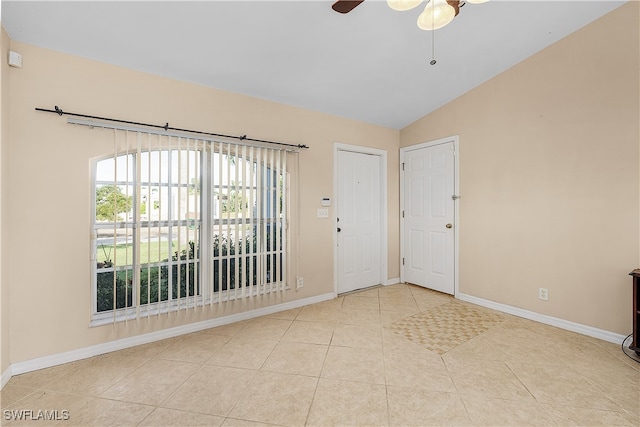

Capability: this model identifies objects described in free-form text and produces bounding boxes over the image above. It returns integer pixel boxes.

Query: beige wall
[1,26,11,376]
[401,3,639,335]
[6,41,399,364]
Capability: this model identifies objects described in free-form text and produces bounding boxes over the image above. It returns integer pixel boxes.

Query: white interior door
[337,150,382,294]
[401,140,456,295]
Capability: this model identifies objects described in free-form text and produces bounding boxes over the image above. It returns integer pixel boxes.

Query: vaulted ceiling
[2,1,626,129]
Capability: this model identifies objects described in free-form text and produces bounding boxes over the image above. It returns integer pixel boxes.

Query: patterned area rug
[391,302,505,355]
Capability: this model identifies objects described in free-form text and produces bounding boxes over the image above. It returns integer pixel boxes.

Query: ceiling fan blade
[332,1,365,14]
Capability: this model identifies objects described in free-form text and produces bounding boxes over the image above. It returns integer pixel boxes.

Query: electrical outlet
[538,287,549,301]
[297,277,304,289]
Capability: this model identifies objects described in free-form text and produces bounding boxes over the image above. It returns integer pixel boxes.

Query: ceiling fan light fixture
[387,0,423,11]
[417,0,456,30]
[447,0,460,16]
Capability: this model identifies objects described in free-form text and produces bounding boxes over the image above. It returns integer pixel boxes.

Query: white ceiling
[1,0,627,129]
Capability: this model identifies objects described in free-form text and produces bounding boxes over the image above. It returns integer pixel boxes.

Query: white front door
[337,150,382,294]
[401,139,456,295]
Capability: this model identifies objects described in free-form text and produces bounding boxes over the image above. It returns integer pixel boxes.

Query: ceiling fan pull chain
[430,8,437,65]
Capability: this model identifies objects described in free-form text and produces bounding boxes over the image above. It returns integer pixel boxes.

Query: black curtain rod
[35,106,309,149]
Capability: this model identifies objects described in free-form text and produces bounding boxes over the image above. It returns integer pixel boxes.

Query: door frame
[400,135,460,297]
[333,143,388,296]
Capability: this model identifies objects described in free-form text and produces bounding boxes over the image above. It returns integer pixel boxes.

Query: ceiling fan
[332,0,488,31]
[331,1,365,14]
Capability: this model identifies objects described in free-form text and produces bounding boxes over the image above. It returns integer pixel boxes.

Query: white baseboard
[1,366,11,390]
[385,277,400,286]
[9,292,335,378]
[457,293,627,345]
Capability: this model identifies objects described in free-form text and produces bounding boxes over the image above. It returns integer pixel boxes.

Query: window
[92,131,289,323]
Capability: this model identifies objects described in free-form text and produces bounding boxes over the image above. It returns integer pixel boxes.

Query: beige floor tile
[543,403,638,426]
[410,287,453,302]
[336,308,381,326]
[441,333,504,361]
[378,284,414,299]
[3,389,93,426]
[116,336,183,359]
[342,295,380,310]
[387,385,472,426]
[505,316,605,353]
[321,346,385,384]
[222,417,284,426]
[461,395,558,426]
[295,304,340,323]
[508,362,622,411]
[378,297,419,313]
[481,325,571,365]
[100,358,199,406]
[206,337,277,369]
[379,288,415,300]
[200,320,249,337]
[381,327,435,355]
[227,371,317,427]
[262,307,301,320]
[140,407,225,426]
[444,357,534,401]
[331,323,382,350]
[348,286,381,298]
[411,287,454,302]
[414,297,452,312]
[313,296,345,309]
[261,341,328,377]
[570,345,640,386]
[0,383,37,408]
[573,353,640,415]
[385,349,456,393]
[380,310,416,326]
[232,318,292,341]
[590,378,640,417]
[281,320,334,345]
[595,339,640,369]
[161,365,256,417]
[157,333,229,364]
[306,378,388,426]
[65,397,154,426]
[42,353,149,396]
[6,362,79,390]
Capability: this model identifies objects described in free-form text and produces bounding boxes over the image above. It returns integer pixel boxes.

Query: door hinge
[402,210,405,218]
[402,258,405,265]
[402,162,405,171]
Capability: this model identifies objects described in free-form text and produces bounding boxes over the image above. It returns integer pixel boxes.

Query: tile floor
[1,283,639,426]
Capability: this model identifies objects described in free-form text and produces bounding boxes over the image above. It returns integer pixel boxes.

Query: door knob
[445,223,453,229]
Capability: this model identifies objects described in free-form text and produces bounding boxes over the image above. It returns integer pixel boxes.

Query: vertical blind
[92,126,295,324]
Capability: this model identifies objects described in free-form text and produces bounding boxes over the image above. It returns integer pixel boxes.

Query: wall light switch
[317,208,329,219]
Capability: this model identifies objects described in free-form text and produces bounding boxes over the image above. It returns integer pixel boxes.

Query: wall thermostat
[321,197,331,207]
